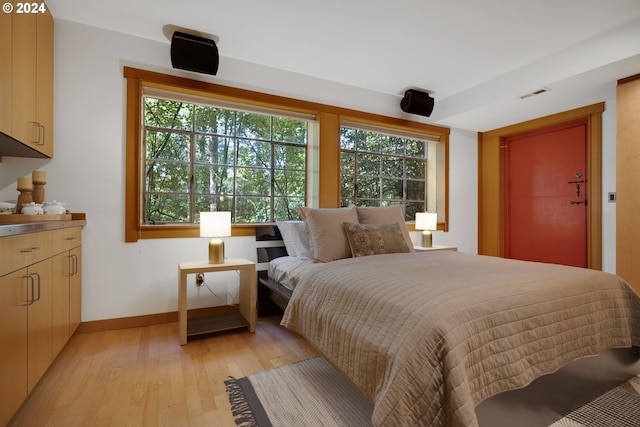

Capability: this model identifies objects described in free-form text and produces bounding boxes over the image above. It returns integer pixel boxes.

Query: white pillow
[276,220,311,259]
[290,221,312,259]
[276,220,300,256]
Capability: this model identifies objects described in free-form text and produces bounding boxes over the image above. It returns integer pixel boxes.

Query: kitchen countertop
[0,219,87,237]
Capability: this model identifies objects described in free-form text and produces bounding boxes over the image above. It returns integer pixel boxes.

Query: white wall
[429,128,478,254]
[601,98,617,274]
[0,20,616,322]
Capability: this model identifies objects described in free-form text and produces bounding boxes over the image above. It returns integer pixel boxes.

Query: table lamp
[415,212,438,248]
[200,211,231,264]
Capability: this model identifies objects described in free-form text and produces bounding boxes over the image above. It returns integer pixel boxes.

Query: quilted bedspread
[281,251,640,427]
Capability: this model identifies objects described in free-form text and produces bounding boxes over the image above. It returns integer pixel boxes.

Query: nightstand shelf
[187,311,249,338]
[178,259,256,345]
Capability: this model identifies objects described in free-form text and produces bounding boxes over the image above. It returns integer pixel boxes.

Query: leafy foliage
[143,97,307,224]
[340,127,428,220]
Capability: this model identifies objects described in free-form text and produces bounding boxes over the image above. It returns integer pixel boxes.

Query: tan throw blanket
[281,252,640,427]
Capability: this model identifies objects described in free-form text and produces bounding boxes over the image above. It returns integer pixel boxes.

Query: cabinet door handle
[65,236,77,241]
[24,274,35,306]
[39,124,45,146]
[20,246,41,253]
[31,273,42,302]
[68,254,78,276]
[31,122,45,146]
[31,122,40,144]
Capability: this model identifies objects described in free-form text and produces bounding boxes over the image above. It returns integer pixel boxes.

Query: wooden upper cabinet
[36,7,54,158]
[3,2,54,158]
[0,9,12,136]
[11,7,38,148]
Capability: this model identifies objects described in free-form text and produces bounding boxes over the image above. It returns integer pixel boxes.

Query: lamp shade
[415,212,438,231]
[200,211,231,237]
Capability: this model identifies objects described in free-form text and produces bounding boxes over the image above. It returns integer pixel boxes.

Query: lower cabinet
[26,257,54,394]
[52,245,82,357]
[69,246,82,335]
[0,269,28,427]
[0,225,83,427]
[0,257,54,425]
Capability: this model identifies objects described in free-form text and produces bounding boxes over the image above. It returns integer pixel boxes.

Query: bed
[258,206,640,427]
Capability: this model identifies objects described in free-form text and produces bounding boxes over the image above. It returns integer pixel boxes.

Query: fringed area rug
[549,373,640,427]
[224,357,373,427]
[225,357,640,427]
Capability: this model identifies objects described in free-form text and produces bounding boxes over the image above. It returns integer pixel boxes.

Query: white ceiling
[46,0,640,131]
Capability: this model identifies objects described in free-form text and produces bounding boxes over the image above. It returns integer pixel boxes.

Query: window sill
[136,223,257,240]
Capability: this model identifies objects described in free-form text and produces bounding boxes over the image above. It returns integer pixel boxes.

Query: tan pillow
[297,206,358,262]
[355,205,415,252]
[343,222,410,257]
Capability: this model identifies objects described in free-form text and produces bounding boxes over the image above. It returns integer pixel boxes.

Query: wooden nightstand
[414,245,458,252]
[178,259,256,345]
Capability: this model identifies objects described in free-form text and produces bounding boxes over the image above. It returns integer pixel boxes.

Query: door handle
[570,200,587,206]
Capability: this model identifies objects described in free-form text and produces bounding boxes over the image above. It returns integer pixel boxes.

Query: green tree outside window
[340,126,428,220]
[143,96,307,224]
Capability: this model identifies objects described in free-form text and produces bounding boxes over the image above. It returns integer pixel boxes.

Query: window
[339,125,439,221]
[142,92,310,224]
[124,67,450,241]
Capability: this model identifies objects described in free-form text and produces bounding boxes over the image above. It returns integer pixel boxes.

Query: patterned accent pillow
[343,222,410,257]
[355,205,415,252]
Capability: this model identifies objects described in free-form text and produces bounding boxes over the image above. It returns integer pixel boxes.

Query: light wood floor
[8,315,319,427]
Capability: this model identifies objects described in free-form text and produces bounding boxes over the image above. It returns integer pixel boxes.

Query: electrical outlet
[196,273,205,286]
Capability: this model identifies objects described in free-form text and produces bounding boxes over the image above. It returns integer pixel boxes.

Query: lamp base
[421,230,432,248]
[208,238,224,264]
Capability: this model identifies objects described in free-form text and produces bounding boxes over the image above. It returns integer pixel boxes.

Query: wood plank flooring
[8,315,319,427]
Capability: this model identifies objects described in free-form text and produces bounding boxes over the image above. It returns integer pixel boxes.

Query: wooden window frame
[124,66,450,242]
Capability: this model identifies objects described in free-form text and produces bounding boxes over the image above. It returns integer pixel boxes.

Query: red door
[504,122,588,267]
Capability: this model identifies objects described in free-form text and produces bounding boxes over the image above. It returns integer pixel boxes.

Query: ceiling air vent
[519,88,551,99]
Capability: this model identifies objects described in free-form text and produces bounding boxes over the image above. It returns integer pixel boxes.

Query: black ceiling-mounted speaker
[171,31,219,76]
[400,89,434,117]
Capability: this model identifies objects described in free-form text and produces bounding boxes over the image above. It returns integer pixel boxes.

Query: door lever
[570,200,587,206]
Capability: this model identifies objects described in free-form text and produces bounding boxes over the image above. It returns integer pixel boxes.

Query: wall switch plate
[608,192,616,203]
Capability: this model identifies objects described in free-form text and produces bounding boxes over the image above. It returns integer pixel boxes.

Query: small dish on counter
[43,201,66,215]
[21,202,44,215]
[0,202,17,214]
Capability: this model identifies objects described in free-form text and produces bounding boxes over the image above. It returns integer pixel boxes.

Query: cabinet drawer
[0,232,53,276]
[51,227,82,253]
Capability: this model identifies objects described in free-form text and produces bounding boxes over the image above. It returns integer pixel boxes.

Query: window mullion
[270,141,275,222]
[190,126,196,222]
[231,112,238,222]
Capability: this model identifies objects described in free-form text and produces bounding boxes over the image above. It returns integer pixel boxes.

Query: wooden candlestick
[32,179,46,204]
[16,177,33,214]
[16,189,33,214]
